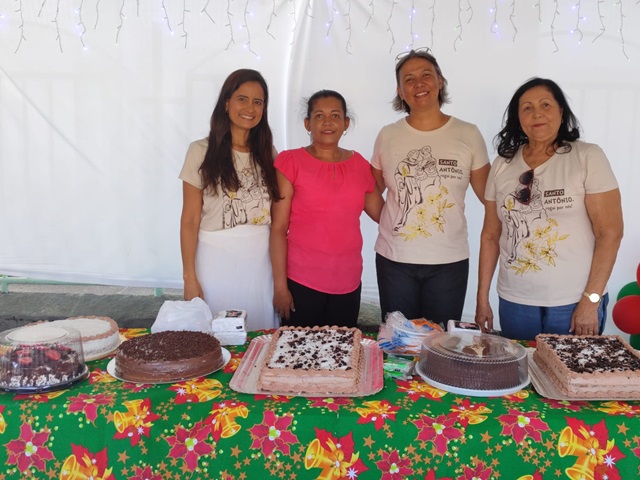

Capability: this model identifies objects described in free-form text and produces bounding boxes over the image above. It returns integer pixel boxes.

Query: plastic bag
[151,297,213,334]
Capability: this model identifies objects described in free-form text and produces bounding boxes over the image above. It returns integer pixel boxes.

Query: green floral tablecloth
[1,329,639,480]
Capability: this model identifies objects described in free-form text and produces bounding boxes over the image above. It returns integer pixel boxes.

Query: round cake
[419,332,527,391]
[49,316,120,360]
[0,325,87,391]
[115,331,223,383]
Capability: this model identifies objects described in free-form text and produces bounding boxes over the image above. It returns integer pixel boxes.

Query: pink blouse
[275,148,376,294]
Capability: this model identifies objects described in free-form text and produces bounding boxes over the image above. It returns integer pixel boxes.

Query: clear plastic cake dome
[417,331,529,393]
[0,324,88,393]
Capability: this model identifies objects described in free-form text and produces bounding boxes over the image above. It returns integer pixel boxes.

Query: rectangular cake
[533,334,640,399]
[257,326,363,395]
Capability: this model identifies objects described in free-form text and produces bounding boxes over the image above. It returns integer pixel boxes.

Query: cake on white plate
[48,316,120,361]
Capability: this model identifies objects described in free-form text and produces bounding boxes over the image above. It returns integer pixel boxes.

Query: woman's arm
[270,171,295,320]
[570,189,624,335]
[469,163,490,205]
[180,181,204,300]
[475,200,502,331]
[371,166,386,195]
[364,184,384,223]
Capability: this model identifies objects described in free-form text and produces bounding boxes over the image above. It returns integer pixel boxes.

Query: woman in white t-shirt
[371,48,490,325]
[475,77,624,340]
[179,69,280,331]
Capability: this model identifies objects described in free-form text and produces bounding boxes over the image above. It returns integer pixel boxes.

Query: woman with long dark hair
[180,69,280,330]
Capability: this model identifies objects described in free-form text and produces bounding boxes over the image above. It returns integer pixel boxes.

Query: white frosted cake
[49,317,120,360]
[534,334,640,399]
[257,326,363,394]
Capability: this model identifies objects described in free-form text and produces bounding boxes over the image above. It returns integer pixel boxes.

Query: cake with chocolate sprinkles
[257,326,363,394]
[534,334,640,399]
[115,331,223,383]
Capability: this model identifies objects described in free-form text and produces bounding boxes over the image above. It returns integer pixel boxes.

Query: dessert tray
[230,335,384,397]
[106,348,231,384]
[527,350,640,401]
[415,361,530,397]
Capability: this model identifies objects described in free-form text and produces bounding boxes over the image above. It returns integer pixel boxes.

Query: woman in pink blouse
[270,90,384,327]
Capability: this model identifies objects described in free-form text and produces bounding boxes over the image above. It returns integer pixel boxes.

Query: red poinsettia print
[5,422,55,474]
[112,398,161,446]
[396,378,446,402]
[165,421,214,471]
[449,399,491,427]
[559,418,626,480]
[376,449,413,479]
[424,469,453,480]
[456,461,492,480]
[59,444,115,479]
[12,391,66,402]
[127,464,163,480]
[204,401,249,441]
[516,471,544,480]
[413,414,463,455]
[308,397,352,412]
[248,410,298,457]
[355,400,400,430]
[305,429,368,479]
[497,408,549,444]
[66,392,113,423]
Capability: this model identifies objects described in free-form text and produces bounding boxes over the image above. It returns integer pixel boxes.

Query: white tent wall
[1,1,638,335]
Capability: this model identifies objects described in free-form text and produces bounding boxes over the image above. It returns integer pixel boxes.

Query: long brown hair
[199,69,279,200]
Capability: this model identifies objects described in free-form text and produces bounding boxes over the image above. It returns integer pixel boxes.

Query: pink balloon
[612,295,640,334]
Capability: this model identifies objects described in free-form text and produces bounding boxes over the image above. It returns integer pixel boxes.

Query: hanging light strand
[243,0,257,57]
[365,0,374,30]
[178,0,189,48]
[593,0,605,42]
[616,1,629,60]
[53,0,63,52]
[266,0,276,39]
[115,0,125,46]
[289,0,297,46]
[454,0,464,51]
[225,0,234,49]
[490,0,498,34]
[408,0,416,51]
[533,2,542,24]
[429,0,436,50]
[77,0,87,48]
[326,0,335,37]
[572,1,583,44]
[550,0,559,52]
[345,0,353,55]
[14,0,27,53]
[201,0,215,24]
[509,0,517,41]
[94,0,100,30]
[161,0,173,34]
[386,0,397,53]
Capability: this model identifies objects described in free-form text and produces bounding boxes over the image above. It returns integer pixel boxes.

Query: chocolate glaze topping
[118,331,220,361]
[545,336,640,374]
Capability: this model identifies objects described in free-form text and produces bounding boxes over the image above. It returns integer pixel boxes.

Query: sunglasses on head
[395,47,432,64]
[515,169,534,205]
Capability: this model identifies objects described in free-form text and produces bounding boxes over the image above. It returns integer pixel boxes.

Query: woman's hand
[475,298,494,332]
[183,278,204,301]
[273,287,295,321]
[570,299,600,335]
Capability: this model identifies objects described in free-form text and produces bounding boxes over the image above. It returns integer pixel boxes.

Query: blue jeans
[498,295,609,340]
[375,254,469,324]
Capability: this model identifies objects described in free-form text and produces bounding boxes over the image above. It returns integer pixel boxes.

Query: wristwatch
[583,291,602,304]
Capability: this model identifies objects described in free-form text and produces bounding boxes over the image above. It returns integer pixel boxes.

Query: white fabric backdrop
[1,1,639,334]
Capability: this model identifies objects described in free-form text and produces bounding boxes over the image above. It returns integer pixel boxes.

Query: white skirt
[196,225,279,331]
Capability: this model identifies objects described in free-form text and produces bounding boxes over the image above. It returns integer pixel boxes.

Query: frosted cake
[534,334,640,399]
[257,326,363,394]
[49,316,120,360]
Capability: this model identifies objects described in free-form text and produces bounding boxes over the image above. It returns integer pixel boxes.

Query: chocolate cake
[257,326,363,394]
[115,331,223,383]
[419,332,527,391]
[534,334,640,399]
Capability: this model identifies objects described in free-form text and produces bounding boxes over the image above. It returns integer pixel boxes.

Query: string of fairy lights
[1,0,637,60]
